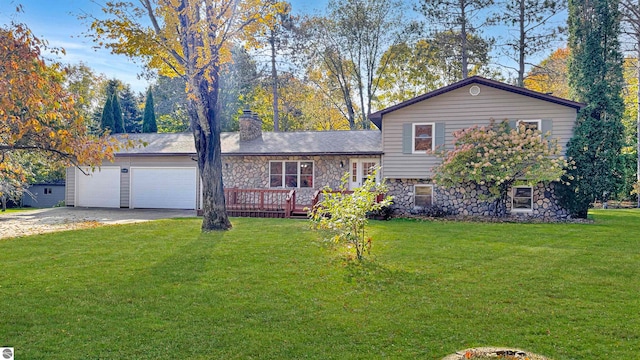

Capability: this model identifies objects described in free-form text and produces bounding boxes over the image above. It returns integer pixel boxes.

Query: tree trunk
[190,72,232,231]
[270,30,280,132]
[517,0,526,87]
[460,0,469,79]
[1,195,6,212]
[174,0,230,232]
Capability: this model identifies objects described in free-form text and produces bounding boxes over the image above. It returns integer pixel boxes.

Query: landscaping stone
[442,347,550,360]
[386,179,571,220]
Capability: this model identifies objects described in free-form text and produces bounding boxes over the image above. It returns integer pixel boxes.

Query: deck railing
[224,188,295,218]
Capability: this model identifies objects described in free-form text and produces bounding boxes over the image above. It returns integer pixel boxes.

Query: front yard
[1,210,639,359]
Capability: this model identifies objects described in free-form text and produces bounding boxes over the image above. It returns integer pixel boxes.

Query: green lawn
[0,208,39,214]
[1,210,639,359]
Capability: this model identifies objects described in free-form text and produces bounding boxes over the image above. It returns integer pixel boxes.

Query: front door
[349,159,379,189]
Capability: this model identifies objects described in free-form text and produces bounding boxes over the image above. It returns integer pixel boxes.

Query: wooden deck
[225,188,295,218]
[197,188,383,219]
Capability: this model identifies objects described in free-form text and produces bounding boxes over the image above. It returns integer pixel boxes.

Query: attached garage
[130,167,197,209]
[76,166,121,208]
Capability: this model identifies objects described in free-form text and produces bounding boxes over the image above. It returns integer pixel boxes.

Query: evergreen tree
[111,94,125,133]
[120,85,142,133]
[142,90,158,133]
[100,96,115,133]
[559,0,625,217]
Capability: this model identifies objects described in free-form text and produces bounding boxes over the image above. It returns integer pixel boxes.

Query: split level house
[65,76,585,219]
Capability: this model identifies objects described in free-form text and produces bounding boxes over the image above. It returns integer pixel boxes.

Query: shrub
[309,169,393,261]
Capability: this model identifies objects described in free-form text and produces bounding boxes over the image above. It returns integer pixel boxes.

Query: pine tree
[111,94,125,133]
[100,96,114,133]
[120,86,142,133]
[559,0,625,217]
[142,90,158,133]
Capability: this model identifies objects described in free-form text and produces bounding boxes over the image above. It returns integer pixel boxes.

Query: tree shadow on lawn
[342,258,435,292]
[144,230,225,285]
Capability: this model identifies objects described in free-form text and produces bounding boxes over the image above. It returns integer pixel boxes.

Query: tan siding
[382,84,577,179]
[115,159,131,207]
[65,167,75,206]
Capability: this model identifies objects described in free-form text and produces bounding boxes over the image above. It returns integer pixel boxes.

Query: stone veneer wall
[221,155,371,204]
[386,179,570,220]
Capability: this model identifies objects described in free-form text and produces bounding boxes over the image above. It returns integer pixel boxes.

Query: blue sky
[1,0,329,93]
[2,0,567,93]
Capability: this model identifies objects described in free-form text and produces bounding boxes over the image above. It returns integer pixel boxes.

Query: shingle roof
[368,76,586,129]
[115,130,382,156]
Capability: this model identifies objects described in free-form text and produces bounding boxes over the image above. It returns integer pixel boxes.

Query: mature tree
[218,46,261,131]
[559,0,625,217]
[302,0,407,129]
[248,72,350,131]
[151,75,190,132]
[120,85,142,133]
[1,22,118,205]
[433,120,568,217]
[416,0,494,80]
[375,41,443,107]
[142,90,158,133]
[524,48,571,99]
[87,0,284,231]
[302,23,359,129]
[261,2,295,131]
[429,31,494,84]
[65,63,106,128]
[619,58,639,201]
[150,46,259,133]
[100,96,115,133]
[492,0,566,87]
[111,94,125,134]
[620,0,640,206]
[374,36,494,107]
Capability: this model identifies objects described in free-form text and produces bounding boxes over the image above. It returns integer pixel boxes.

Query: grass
[0,207,39,214]
[1,210,639,359]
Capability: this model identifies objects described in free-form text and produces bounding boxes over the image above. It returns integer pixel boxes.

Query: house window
[43,187,53,195]
[512,186,533,211]
[517,119,541,132]
[269,161,314,188]
[412,123,434,153]
[414,184,433,208]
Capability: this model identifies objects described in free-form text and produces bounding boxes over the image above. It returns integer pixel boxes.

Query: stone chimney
[239,109,262,141]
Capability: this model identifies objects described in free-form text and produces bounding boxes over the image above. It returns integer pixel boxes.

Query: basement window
[512,186,533,212]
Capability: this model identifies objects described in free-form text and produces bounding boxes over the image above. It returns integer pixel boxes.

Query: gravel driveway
[0,207,197,240]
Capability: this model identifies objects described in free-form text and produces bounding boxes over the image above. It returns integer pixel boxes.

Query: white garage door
[130,167,197,209]
[76,167,121,208]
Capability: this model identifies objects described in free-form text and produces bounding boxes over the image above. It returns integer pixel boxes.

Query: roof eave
[116,152,197,157]
[116,151,384,157]
[224,151,384,156]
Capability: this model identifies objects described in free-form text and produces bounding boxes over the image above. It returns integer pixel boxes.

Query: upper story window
[269,161,314,188]
[517,119,541,132]
[412,123,435,153]
[512,186,533,212]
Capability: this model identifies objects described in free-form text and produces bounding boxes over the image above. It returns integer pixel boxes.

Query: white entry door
[349,159,379,189]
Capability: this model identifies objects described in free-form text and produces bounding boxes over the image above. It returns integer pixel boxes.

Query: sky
[0,0,329,93]
[2,0,567,94]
